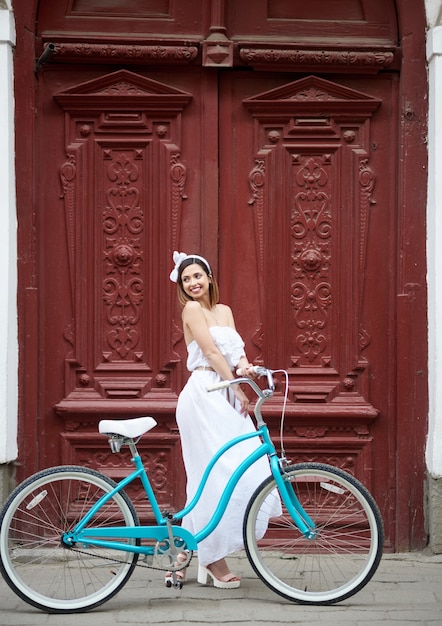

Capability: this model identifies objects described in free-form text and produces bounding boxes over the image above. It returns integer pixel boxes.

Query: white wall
[0,3,17,465]
[426,4,442,479]
[426,0,442,27]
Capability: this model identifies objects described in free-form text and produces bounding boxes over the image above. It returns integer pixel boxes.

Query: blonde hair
[176,257,220,308]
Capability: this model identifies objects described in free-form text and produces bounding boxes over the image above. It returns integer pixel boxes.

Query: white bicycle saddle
[98,416,157,439]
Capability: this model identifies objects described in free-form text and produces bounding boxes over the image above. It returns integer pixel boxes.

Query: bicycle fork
[270,456,316,540]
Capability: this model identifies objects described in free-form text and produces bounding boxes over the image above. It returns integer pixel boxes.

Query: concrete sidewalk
[0,550,441,625]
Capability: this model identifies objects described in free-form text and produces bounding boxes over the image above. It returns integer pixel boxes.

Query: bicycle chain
[69,546,192,572]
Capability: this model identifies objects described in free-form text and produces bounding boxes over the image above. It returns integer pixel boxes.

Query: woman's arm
[223,305,255,377]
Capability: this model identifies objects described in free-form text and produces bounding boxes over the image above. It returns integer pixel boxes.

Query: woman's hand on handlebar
[236,364,258,378]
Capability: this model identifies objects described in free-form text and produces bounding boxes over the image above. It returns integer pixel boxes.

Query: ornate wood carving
[46,42,198,65]
[291,154,333,364]
[239,48,396,73]
[41,41,396,73]
[54,70,192,417]
[244,76,381,419]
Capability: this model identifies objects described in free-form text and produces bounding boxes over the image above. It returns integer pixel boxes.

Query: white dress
[176,326,281,566]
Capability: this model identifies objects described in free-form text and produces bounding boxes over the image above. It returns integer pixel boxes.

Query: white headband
[169,251,212,283]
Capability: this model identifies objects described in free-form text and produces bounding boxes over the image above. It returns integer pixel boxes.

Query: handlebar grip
[206,380,231,392]
[236,365,266,376]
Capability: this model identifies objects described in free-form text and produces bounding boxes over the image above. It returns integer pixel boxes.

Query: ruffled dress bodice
[186,326,245,371]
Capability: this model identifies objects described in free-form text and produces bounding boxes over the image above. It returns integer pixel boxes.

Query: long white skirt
[176,370,281,566]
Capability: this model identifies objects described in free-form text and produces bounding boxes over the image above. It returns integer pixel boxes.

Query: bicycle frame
[63,375,316,555]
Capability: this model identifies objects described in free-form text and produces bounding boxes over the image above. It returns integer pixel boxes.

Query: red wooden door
[34,65,218,517]
[14,0,427,551]
[218,71,394,539]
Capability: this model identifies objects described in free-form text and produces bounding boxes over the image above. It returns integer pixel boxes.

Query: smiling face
[180,263,211,303]
[176,257,219,308]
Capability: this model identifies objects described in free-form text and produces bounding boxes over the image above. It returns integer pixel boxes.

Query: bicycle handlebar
[206,380,232,392]
[206,366,286,429]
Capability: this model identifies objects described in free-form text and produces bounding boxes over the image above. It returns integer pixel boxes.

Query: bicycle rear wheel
[0,466,139,613]
[243,462,383,605]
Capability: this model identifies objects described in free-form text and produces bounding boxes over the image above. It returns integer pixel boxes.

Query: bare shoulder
[217,303,232,314]
[217,303,235,326]
[183,300,202,313]
[182,300,204,322]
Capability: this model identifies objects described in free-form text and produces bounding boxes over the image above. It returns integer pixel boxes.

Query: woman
[169,251,281,589]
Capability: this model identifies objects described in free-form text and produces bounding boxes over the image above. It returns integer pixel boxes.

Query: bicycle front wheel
[0,466,140,613]
[243,462,383,605]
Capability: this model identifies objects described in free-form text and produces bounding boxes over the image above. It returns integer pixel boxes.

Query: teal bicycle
[0,367,383,613]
